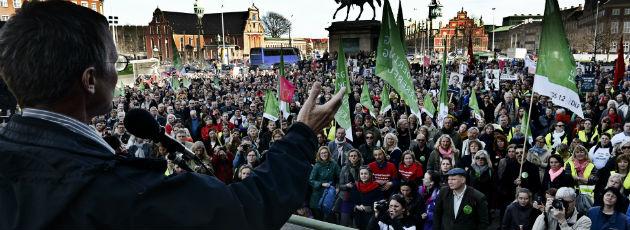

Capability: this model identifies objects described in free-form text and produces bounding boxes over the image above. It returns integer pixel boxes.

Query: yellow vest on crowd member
[577,129,599,144]
[545,133,568,149]
[507,127,516,142]
[612,171,630,190]
[324,121,336,141]
[565,158,595,180]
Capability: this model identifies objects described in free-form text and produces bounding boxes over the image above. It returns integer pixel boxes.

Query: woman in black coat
[541,154,575,196]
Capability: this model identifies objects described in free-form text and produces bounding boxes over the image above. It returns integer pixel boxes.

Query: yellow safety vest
[545,133,568,149]
[577,129,599,143]
[565,158,595,179]
[612,171,630,190]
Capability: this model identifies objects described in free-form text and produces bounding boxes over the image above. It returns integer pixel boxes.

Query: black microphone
[124,108,212,175]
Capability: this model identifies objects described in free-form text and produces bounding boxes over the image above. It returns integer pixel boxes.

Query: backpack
[318,185,337,215]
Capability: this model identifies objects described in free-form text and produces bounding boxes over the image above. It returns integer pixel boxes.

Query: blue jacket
[588,206,629,230]
[0,116,318,229]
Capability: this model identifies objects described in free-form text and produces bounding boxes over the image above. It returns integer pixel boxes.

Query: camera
[375,199,388,214]
[552,199,567,210]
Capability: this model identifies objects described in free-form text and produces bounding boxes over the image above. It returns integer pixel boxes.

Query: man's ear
[81,67,97,94]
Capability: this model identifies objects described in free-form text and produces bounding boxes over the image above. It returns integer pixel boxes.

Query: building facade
[145,4,264,63]
[433,8,489,54]
[0,0,103,21]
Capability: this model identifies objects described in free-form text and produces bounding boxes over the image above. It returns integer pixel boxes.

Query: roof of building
[160,10,250,35]
[604,0,630,7]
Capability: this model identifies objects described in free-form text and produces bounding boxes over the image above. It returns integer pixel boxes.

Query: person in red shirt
[368,148,398,197]
[398,151,424,186]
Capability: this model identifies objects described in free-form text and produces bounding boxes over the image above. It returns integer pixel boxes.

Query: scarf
[438,147,453,159]
[529,146,547,156]
[356,181,380,193]
[552,131,565,148]
[573,159,589,177]
[549,167,565,182]
[471,163,490,177]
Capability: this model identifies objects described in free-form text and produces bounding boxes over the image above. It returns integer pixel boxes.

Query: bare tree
[262,12,291,38]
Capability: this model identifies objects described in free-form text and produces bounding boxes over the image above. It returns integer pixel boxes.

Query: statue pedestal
[326,20,381,55]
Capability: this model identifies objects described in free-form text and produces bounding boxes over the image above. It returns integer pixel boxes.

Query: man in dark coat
[0,3,346,229]
[433,168,490,230]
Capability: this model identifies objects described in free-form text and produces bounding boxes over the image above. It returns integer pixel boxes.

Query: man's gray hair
[555,187,576,200]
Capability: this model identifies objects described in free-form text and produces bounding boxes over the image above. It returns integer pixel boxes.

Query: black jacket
[433,186,490,230]
[0,115,317,229]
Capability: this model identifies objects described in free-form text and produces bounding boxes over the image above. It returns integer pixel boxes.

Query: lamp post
[428,0,442,56]
[289,14,294,48]
[194,1,204,62]
[492,7,495,52]
[220,3,227,65]
[593,0,599,63]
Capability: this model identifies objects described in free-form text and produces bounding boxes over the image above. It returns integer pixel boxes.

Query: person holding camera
[532,187,592,230]
[433,168,489,230]
[367,194,417,230]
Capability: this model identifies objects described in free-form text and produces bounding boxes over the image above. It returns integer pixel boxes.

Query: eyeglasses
[623,146,630,150]
[366,136,374,139]
[418,139,426,142]
[556,124,564,127]
[475,157,486,160]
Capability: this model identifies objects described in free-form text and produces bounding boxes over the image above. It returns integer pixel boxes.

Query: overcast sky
[104,0,585,38]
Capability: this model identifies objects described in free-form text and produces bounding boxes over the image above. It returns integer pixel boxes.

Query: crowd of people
[4,48,630,229]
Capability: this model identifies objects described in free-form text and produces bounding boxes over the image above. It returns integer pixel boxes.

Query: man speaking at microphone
[0,1,345,229]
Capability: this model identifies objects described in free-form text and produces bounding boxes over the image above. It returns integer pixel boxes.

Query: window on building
[13,0,20,8]
[625,42,629,52]
[0,0,6,7]
[625,8,630,15]
[0,15,8,21]
[612,21,619,34]
[625,21,630,33]
[180,37,184,50]
[612,9,620,15]
[189,37,192,45]
[91,3,97,11]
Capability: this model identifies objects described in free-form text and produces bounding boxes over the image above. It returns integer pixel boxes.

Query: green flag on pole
[376,0,420,118]
[360,81,376,118]
[469,90,482,120]
[171,77,180,91]
[437,39,449,128]
[532,0,584,118]
[422,93,436,118]
[396,0,405,45]
[182,78,192,88]
[171,35,182,70]
[334,45,353,141]
[380,84,391,115]
[263,90,280,122]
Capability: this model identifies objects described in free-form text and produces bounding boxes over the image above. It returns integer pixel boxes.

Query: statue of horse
[333,0,382,21]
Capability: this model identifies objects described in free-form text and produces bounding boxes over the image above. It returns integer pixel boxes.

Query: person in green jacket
[309,146,341,222]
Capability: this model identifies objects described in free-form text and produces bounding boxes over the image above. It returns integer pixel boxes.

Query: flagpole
[518,92,536,180]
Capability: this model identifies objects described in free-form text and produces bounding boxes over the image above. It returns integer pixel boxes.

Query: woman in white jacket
[589,133,614,170]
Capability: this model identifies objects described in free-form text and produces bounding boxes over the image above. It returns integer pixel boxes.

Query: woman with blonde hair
[191,141,214,175]
[383,133,402,166]
[565,144,597,197]
[426,134,460,171]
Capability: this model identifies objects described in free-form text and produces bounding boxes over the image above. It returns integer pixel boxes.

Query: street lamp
[194,0,204,62]
[428,0,442,56]
[289,14,294,48]
[492,8,495,52]
[593,0,600,63]
[220,2,227,65]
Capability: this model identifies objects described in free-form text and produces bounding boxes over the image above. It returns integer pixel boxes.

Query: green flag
[396,0,405,45]
[263,90,280,122]
[437,39,449,127]
[360,81,376,118]
[114,82,125,97]
[171,77,180,91]
[182,78,192,88]
[422,93,435,118]
[380,84,391,115]
[171,35,182,70]
[334,45,353,141]
[532,0,583,118]
[376,0,420,118]
[469,89,482,120]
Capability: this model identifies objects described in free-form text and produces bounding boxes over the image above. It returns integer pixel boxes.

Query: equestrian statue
[333,0,382,21]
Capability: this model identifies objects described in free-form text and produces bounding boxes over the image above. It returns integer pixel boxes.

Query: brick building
[0,0,103,21]
[145,4,264,63]
[433,8,489,54]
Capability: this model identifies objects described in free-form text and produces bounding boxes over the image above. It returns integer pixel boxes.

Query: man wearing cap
[433,168,489,230]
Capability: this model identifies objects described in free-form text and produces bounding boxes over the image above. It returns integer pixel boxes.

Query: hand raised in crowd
[297,82,345,132]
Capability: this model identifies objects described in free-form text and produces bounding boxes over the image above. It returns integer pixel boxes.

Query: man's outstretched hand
[297,82,345,132]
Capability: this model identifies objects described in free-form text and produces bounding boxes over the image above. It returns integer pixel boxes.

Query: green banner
[360,81,376,118]
[437,40,449,127]
[422,93,435,118]
[263,90,280,122]
[380,84,391,115]
[334,45,353,141]
[375,0,420,118]
[469,90,481,120]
